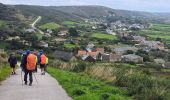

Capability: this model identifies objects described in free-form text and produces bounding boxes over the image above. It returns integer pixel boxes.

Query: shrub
[73,61,87,72]
[73,89,86,96]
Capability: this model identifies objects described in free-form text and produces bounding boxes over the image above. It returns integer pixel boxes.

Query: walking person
[8,53,17,75]
[38,50,48,75]
[20,50,37,86]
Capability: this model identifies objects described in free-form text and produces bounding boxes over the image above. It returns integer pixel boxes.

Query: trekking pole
[20,68,23,85]
[33,73,39,84]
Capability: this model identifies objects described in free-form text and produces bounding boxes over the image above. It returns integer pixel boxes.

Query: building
[38,41,48,48]
[133,36,146,42]
[140,41,165,50]
[47,29,53,34]
[101,53,122,62]
[113,46,138,55]
[54,50,76,62]
[122,54,143,63]
[58,30,68,37]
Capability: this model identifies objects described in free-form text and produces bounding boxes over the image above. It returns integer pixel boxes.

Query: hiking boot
[29,83,32,86]
[25,82,27,85]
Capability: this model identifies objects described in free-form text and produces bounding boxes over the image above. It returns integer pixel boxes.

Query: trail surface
[0,68,71,100]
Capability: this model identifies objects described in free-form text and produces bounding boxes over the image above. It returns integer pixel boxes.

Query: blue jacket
[8,55,17,65]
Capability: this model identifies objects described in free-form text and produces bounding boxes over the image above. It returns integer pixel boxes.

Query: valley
[0,3,170,100]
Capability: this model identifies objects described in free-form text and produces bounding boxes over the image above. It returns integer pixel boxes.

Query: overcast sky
[0,0,170,12]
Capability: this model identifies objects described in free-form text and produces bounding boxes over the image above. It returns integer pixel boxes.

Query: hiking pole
[20,68,23,85]
[33,73,39,84]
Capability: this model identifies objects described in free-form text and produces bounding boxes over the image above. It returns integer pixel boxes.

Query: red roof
[77,50,87,56]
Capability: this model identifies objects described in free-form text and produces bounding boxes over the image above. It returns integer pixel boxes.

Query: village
[1,15,170,69]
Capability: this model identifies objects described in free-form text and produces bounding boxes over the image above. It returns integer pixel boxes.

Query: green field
[0,20,6,29]
[0,64,11,82]
[62,21,91,28]
[64,43,79,49]
[48,67,131,100]
[91,32,117,40]
[137,24,170,44]
[0,42,10,49]
[39,22,60,30]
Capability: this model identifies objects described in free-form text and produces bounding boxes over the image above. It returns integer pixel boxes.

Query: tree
[69,28,79,36]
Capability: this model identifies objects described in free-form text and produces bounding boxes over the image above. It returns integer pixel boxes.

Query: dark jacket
[8,55,17,65]
[20,53,28,71]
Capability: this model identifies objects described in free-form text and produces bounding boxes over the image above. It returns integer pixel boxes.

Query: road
[0,68,72,100]
[31,16,44,35]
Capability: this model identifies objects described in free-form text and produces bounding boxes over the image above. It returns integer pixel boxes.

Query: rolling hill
[14,5,170,24]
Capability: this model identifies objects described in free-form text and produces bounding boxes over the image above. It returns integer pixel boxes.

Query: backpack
[27,54,37,71]
[40,54,47,65]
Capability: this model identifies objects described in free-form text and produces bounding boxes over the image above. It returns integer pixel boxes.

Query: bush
[73,89,86,96]
[73,61,87,72]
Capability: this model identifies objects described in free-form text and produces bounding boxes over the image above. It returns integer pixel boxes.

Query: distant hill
[15,5,83,23]
[0,3,26,22]
[14,5,170,24]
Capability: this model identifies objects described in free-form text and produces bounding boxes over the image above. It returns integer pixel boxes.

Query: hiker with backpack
[38,50,48,75]
[20,50,37,86]
[8,53,17,75]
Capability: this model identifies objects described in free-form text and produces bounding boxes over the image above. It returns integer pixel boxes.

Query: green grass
[39,22,60,30]
[0,20,6,29]
[0,64,11,82]
[0,42,10,49]
[91,32,117,40]
[64,43,79,49]
[48,67,131,100]
[137,23,170,44]
[35,33,43,40]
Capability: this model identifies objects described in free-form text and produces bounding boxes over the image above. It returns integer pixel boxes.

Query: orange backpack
[40,54,47,65]
[27,54,37,71]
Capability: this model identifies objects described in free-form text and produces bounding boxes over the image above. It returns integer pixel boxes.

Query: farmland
[137,24,170,44]
[39,22,60,30]
[91,32,117,40]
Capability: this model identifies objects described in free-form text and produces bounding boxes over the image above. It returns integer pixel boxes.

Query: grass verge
[48,67,131,100]
[0,64,11,83]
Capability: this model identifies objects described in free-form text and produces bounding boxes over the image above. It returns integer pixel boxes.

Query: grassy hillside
[14,5,170,24]
[48,67,131,100]
[39,22,60,30]
[15,5,83,23]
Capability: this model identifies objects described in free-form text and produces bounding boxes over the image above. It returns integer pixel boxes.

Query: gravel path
[0,68,72,100]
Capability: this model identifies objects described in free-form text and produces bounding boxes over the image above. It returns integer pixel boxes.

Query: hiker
[38,50,48,75]
[21,50,37,86]
[8,53,17,75]
[33,50,39,73]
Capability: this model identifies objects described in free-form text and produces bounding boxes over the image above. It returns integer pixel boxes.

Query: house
[38,41,48,48]
[122,54,143,63]
[154,59,165,65]
[47,29,53,34]
[82,55,96,62]
[133,36,146,42]
[101,53,122,62]
[54,50,76,62]
[106,28,116,35]
[96,48,105,54]
[44,33,51,37]
[77,50,87,57]
[113,46,138,55]
[163,62,170,68]
[140,41,165,50]
[58,30,68,37]
[87,43,95,49]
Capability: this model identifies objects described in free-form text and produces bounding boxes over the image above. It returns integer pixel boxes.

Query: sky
[0,0,170,12]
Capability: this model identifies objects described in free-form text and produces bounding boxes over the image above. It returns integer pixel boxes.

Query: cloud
[0,0,169,12]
